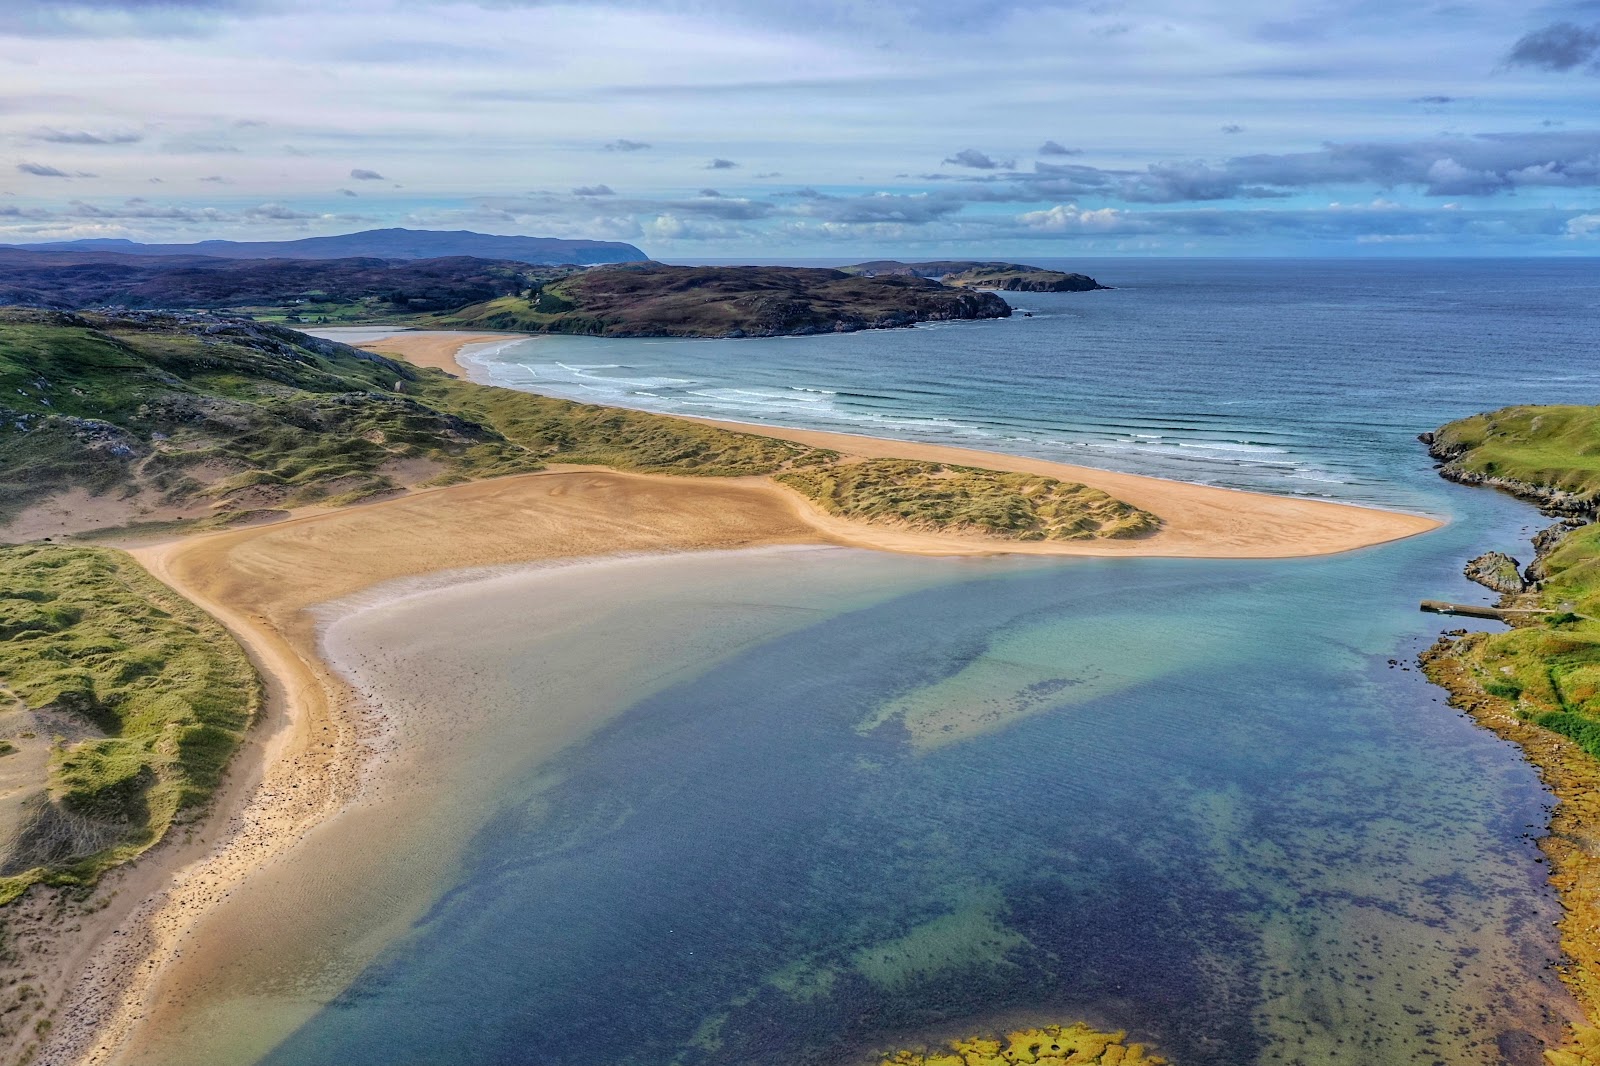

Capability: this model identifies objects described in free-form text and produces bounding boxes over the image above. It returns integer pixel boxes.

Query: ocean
[137,259,1600,1066]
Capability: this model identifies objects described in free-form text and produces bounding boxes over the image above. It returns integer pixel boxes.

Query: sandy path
[36,330,1441,1065]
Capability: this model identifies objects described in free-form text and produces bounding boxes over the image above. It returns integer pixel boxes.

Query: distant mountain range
[6,228,645,266]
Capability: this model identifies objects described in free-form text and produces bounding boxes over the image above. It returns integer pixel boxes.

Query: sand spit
[31,330,1441,1066]
[365,329,1443,560]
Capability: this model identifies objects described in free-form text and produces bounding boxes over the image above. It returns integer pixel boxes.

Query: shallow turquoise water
[250,260,1600,1065]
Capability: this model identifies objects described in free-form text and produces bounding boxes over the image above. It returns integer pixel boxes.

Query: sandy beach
[31,330,1443,1066]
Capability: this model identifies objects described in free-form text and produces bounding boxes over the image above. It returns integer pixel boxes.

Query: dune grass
[776,459,1159,541]
[0,544,259,904]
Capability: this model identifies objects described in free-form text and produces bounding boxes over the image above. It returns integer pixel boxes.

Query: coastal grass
[776,458,1160,541]
[414,372,824,476]
[0,543,259,905]
[0,309,829,533]
[2,310,1161,546]
[1448,522,1600,743]
[1431,405,1600,506]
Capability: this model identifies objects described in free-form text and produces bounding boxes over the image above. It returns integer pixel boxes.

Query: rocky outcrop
[1464,550,1526,594]
[1420,430,1598,519]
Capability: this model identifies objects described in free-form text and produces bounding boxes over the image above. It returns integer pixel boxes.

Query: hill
[1420,403,1600,1044]
[0,248,574,322]
[0,310,1152,543]
[10,228,646,267]
[441,262,1013,337]
[0,309,818,537]
[1423,405,1600,517]
[843,260,1107,293]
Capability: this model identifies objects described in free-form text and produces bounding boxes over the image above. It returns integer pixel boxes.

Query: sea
[133,259,1600,1066]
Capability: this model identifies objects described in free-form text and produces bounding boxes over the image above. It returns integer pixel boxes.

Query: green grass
[1431,406,1600,760]
[5,310,1159,545]
[0,544,259,904]
[776,459,1159,541]
[1431,405,1600,504]
[0,309,823,531]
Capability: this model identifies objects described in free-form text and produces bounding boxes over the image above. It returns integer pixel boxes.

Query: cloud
[787,189,967,225]
[943,148,1012,170]
[30,127,142,145]
[338,188,357,197]
[349,168,386,180]
[0,0,258,38]
[1038,141,1079,157]
[572,184,615,196]
[644,213,752,241]
[241,202,317,220]
[1567,212,1600,237]
[603,139,651,151]
[1506,22,1600,72]
[942,130,1600,202]
[1017,203,1128,233]
[698,188,722,197]
[17,161,71,177]
[705,157,739,169]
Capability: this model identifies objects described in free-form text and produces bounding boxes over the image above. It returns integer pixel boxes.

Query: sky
[2,0,1600,257]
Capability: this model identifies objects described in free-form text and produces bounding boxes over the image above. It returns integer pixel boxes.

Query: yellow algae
[876,1023,1167,1065]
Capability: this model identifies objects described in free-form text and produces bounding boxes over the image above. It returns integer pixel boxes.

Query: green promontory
[1423,404,1600,517]
[778,459,1158,541]
[439,262,1013,337]
[0,544,259,904]
[843,260,1107,293]
[1421,403,1600,1049]
[1421,404,1600,763]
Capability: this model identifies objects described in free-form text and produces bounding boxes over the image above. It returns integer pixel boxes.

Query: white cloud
[1017,203,1126,232]
[1565,213,1600,237]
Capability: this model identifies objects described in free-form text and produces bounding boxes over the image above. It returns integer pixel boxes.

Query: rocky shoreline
[1421,430,1597,520]
[1418,430,1600,1063]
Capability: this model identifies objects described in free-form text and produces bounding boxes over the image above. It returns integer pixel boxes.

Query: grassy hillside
[0,544,258,904]
[439,262,1012,337]
[842,260,1106,293]
[0,309,815,534]
[777,459,1157,541]
[1423,405,1600,755]
[1426,405,1600,512]
[0,309,1158,545]
[1435,518,1600,754]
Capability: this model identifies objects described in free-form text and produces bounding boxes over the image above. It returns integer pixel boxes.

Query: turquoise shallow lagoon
[245,516,1570,1066]
[146,259,1600,1066]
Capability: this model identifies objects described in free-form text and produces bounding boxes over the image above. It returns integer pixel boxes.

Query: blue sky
[2,0,1599,256]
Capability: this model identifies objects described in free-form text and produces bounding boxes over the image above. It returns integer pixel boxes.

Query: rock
[1464,551,1527,594]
